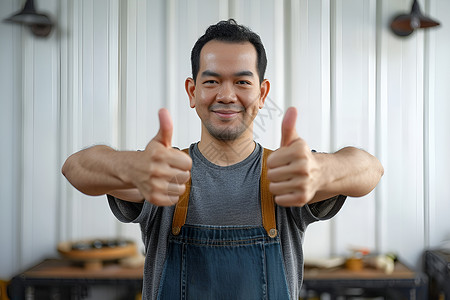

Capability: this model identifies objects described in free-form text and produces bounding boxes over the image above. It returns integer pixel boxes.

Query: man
[62,19,383,299]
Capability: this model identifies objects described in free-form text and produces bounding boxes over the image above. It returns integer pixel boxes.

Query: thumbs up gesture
[132,108,192,206]
[267,107,321,207]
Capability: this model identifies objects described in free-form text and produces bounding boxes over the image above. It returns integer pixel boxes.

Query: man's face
[186,40,269,141]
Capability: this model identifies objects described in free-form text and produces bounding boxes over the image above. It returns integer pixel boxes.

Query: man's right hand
[128,108,192,206]
[62,108,192,206]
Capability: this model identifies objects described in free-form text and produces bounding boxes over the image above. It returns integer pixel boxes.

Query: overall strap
[171,148,191,235]
[260,148,277,238]
[171,147,278,238]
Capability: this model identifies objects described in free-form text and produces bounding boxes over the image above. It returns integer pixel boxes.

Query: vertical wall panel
[331,0,378,256]
[0,0,22,279]
[123,0,138,148]
[76,0,119,240]
[59,0,80,243]
[288,0,335,258]
[59,0,71,244]
[427,0,450,248]
[118,0,159,246]
[138,0,167,150]
[378,0,425,267]
[291,0,332,151]
[21,29,36,269]
[61,0,120,241]
[375,0,390,256]
[14,0,61,269]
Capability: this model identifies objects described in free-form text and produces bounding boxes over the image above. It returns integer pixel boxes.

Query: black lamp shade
[3,0,53,37]
[5,12,52,26]
[391,0,440,37]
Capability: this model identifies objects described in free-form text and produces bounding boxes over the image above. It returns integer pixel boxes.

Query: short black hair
[190,19,267,84]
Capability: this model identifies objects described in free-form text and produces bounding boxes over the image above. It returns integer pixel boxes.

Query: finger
[267,140,307,169]
[166,148,193,171]
[169,170,191,185]
[280,107,299,147]
[154,108,173,147]
[150,174,187,192]
[166,181,187,196]
[267,147,293,169]
[149,192,180,207]
[147,179,185,206]
[274,193,306,207]
[267,165,297,183]
[269,179,304,196]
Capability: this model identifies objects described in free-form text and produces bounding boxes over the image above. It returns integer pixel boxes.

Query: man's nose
[216,82,237,102]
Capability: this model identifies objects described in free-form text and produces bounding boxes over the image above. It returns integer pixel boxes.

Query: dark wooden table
[301,262,428,299]
[9,259,143,300]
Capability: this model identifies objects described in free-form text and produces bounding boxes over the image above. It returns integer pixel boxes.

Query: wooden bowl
[57,239,137,270]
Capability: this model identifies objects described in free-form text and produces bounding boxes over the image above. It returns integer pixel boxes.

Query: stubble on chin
[204,121,247,141]
[205,101,259,141]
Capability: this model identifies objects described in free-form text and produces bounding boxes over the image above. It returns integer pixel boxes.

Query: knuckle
[266,171,274,182]
[295,163,311,176]
[149,194,166,206]
[148,180,159,190]
[177,184,186,195]
[150,149,166,162]
[268,183,277,195]
[295,194,308,206]
[292,178,305,190]
[148,164,158,176]
[168,196,180,205]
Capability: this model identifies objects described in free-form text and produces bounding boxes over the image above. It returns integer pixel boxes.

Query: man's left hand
[267,107,323,207]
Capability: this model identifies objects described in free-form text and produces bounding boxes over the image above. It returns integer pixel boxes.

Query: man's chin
[211,131,243,141]
[206,125,246,141]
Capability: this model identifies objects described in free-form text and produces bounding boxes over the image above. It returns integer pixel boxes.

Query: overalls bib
[157,148,291,299]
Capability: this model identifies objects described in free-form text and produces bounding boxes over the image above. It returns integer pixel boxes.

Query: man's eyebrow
[200,70,221,78]
[200,70,255,78]
[234,70,254,77]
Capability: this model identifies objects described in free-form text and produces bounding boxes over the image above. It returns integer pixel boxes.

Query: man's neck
[198,135,256,167]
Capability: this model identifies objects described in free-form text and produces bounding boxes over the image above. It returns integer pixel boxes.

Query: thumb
[280,107,299,147]
[154,108,173,147]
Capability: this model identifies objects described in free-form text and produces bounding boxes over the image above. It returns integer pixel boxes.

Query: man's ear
[185,77,196,108]
[258,79,270,109]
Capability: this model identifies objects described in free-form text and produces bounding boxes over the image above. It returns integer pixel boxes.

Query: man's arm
[62,146,146,202]
[306,146,383,203]
[267,107,383,207]
[61,109,192,206]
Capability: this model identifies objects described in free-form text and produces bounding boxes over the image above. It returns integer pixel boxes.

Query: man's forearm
[62,145,136,196]
[62,135,193,206]
[311,147,384,203]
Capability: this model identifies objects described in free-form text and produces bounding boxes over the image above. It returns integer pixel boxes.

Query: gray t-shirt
[108,142,346,299]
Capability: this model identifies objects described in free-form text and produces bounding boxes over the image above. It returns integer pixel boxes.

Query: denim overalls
[157,148,291,299]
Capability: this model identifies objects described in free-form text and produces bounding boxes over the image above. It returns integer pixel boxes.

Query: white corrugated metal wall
[1,0,450,283]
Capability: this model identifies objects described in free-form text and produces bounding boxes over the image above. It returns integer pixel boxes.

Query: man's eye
[203,80,217,84]
[237,80,251,85]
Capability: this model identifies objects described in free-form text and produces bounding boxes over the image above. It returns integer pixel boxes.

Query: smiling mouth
[213,110,241,119]
[210,104,245,120]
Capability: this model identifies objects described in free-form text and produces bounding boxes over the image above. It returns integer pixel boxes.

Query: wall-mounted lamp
[3,0,53,37]
[390,0,440,37]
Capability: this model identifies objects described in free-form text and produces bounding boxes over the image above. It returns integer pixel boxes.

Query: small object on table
[304,257,345,269]
[345,247,369,271]
[345,257,363,271]
[364,253,397,274]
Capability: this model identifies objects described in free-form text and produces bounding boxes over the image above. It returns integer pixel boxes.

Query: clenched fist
[267,107,322,207]
[129,108,192,206]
